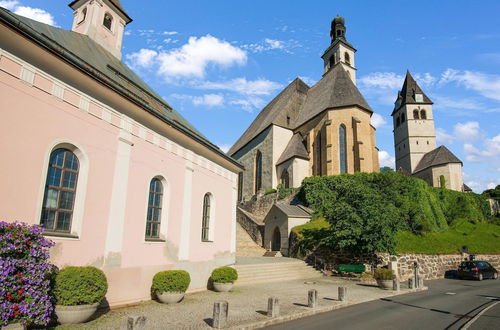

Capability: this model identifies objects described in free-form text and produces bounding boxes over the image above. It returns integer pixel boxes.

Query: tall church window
[339,125,347,173]
[280,169,290,189]
[396,117,400,127]
[201,193,212,241]
[420,110,427,119]
[237,173,243,202]
[145,178,163,239]
[40,149,79,233]
[344,52,351,65]
[413,109,420,119]
[103,13,113,30]
[315,130,323,175]
[254,151,262,193]
[401,113,405,123]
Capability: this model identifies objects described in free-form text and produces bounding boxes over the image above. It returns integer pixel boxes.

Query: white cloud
[126,49,158,68]
[370,113,386,129]
[0,1,18,10]
[241,38,301,54]
[192,94,224,107]
[359,72,404,90]
[218,144,231,153]
[487,182,497,189]
[484,134,500,156]
[230,97,266,112]
[163,31,178,35]
[157,35,247,79]
[200,77,281,96]
[298,76,317,86]
[436,128,454,145]
[453,121,481,141]
[432,95,483,111]
[14,6,57,26]
[439,69,500,102]
[378,150,395,169]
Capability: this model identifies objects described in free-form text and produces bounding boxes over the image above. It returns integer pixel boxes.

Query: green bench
[336,264,365,273]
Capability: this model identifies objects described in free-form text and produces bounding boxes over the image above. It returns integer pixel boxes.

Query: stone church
[392,71,465,191]
[229,16,379,201]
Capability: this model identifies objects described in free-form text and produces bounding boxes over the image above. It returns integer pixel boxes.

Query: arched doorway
[271,227,281,251]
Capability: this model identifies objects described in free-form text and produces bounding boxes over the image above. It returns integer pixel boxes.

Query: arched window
[339,125,347,173]
[40,149,79,233]
[78,7,87,24]
[145,178,163,239]
[401,112,406,123]
[315,130,323,175]
[103,13,113,30]
[255,151,262,193]
[201,193,212,241]
[280,169,290,189]
[344,52,350,65]
[237,173,243,202]
[420,110,427,119]
[413,109,420,119]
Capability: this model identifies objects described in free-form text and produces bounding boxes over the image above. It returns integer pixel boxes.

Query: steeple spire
[330,15,346,43]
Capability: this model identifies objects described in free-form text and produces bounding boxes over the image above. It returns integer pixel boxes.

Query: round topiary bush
[210,267,238,284]
[373,268,395,280]
[54,266,108,306]
[152,270,191,294]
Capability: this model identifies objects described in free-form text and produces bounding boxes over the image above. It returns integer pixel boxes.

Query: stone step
[235,273,322,286]
[235,222,266,257]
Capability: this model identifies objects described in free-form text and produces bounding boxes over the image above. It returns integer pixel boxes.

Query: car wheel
[478,273,483,281]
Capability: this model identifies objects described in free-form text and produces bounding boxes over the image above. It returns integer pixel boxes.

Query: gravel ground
[57,277,415,330]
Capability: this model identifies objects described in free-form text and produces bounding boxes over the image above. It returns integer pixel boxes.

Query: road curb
[236,287,428,329]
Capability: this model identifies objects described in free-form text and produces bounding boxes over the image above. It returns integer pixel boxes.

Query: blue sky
[2,0,499,192]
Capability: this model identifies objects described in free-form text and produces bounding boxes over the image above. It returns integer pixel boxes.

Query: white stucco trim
[179,162,194,260]
[207,193,216,242]
[36,139,90,240]
[230,184,237,253]
[104,129,133,264]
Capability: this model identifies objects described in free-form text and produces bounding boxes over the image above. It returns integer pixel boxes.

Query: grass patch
[396,219,500,254]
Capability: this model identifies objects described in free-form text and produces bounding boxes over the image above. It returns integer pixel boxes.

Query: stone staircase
[236,223,267,257]
[234,257,322,286]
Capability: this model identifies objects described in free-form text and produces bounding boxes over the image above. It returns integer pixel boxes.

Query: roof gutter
[0,9,242,170]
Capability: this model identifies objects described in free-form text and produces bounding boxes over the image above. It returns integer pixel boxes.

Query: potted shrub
[53,266,108,324]
[374,268,395,290]
[210,267,238,292]
[152,270,191,304]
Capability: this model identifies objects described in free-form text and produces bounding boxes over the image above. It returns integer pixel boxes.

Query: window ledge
[43,231,79,240]
[145,238,166,243]
[201,240,214,243]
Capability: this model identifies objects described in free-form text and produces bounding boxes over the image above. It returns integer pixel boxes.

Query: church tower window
[401,113,405,123]
[103,13,113,31]
[396,117,400,127]
[420,110,427,119]
[315,130,323,175]
[413,109,420,119]
[254,150,262,193]
[339,125,347,173]
[344,52,350,65]
[78,8,87,24]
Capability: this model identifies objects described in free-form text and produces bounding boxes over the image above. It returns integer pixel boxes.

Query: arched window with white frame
[103,12,113,30]
[145,178,163,239]
[201,193,215,242]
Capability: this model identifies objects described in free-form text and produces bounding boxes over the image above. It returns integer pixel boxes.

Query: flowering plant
[0,222,56,326]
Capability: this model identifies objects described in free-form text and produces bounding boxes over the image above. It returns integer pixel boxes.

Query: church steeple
[321,15,357,84]
[69,0,132,59]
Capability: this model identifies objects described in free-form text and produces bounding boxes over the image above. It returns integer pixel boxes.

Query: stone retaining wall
[236,207,264,246]
[378,253,500,280]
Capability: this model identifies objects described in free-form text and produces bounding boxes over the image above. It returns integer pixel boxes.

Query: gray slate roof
[275,204,312,218]
[229,64,372,156]
[276,133,309,166]
[228,78,309,155]
[392,71,433,115]
[413,146,462,174]
[0,8,239,166]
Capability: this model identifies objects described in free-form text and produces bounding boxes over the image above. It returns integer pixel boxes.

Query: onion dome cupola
[330,15,346,43]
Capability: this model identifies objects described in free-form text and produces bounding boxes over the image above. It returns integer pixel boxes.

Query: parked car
[457,261,498,281]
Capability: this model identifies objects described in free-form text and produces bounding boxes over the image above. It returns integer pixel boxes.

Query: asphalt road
[262,278,500,330]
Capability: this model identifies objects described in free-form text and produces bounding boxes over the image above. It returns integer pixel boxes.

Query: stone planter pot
[55,302,99,324]
[376,279,394,290]
[157,291,185,304]
[213,282,233,292]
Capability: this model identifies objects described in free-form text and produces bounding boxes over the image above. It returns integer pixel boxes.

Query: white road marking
[445,292,456,295]
[461,301,500,330]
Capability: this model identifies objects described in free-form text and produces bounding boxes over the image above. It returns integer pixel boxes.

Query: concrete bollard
[393,279,400,291]
[127,315,146,330]
[338,286,347,302]
[418,276,424,289]
[308,289,318,308]
[408,278,415,289]
[267,297,280,317]
[212,301,229,329]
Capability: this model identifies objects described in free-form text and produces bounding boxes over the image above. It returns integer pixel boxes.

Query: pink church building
[0,0,242,306]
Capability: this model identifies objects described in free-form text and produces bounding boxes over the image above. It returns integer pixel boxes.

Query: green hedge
[53,266,108,306]
[210,267,238,283]
[152,270,191,294]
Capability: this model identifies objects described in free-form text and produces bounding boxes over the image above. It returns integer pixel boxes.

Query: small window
[401,113,406,123]
[145,178,163,239]
[420,110,427,119]
[286,116,290,126]
[201,193,212,242]
[396,117,400,127]
[413,109,420,119]
[255,151,263,193]
[78,8,87,24]
[416,141,419,145]
[40,149,79,233]
[427,141,429,145]
[415,93,423,102]
[103,13,113,30]
[280,169,290,189]
[344,52,351,65]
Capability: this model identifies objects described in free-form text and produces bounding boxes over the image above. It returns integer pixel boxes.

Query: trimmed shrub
[152,270,191,294]
[54,266,108,306]
[210,267,238,284]
[0,222,56,327]
[264,189,277,195]
[374,268,395,280]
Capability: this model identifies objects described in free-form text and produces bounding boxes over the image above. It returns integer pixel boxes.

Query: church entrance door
[271,227,281,251]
